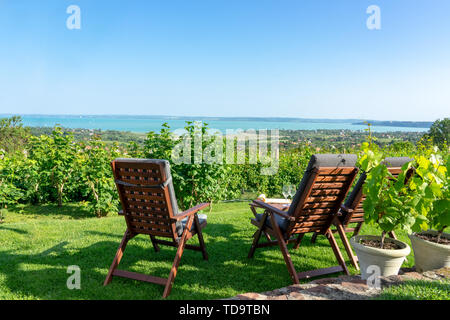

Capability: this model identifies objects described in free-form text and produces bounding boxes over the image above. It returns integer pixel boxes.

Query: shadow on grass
[7,203,93,220]
[0,225,29,235]
[0,221,361,300]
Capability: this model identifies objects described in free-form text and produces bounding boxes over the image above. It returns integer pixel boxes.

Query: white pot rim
[350,235,411,258]
[409,231,450,251]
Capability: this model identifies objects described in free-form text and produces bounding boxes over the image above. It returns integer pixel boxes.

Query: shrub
[28,127,78,206]
[78,137,122,217]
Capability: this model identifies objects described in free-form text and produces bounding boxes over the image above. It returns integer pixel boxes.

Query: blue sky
[0,0,449,121]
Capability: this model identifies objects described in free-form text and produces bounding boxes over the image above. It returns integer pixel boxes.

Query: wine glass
[282,185,290,200]
[289,184,296,199]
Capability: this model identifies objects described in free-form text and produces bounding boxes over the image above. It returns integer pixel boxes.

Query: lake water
[5,115,429,133]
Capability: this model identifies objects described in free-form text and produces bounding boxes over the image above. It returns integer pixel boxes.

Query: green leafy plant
[358,141,416,248]
[144,122,238,210]
[78,136,122,217]
[426,118,449,149]
[358,125,448,248]
[0,149,23,222]
[0,116,30,154]
[410,150,449,243]
[357,124,419,248]
[28,127,78,206]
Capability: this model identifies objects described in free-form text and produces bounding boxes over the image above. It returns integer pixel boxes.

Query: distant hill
[353,120,432,128]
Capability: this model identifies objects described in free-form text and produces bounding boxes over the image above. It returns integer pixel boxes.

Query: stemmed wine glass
[288,184,296,200]
[282,185,290,200]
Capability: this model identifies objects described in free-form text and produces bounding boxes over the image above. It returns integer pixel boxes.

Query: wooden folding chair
[312,157,415,267]
[313,157,415,238]
[104,158,209,298]
[248,154,359,283]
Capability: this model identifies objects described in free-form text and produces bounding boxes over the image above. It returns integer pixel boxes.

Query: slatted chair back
[106,158,209,298]
[248,154,359,282]
[111,158,180,240]
[341,157,414,228]
[284,154,359,237]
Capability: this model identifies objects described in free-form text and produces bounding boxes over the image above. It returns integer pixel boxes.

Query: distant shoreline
[0,114,433,125]
[352,121,432,128]
[1,114,431,133]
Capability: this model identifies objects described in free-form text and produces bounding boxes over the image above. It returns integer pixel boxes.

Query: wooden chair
[248,154,359,283]
[317,157,414,239]
[104,158,209,298]
[311,157,415,267]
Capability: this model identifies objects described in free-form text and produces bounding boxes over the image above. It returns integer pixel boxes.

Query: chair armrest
[340,204,353,213]
[173,203,210,221]
[252,200,294,221]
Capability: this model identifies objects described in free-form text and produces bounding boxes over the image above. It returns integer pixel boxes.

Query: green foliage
[426,118,450,148]
[28,127,78,206]
[143,122,238,209]
[78,137,122,217]
[0,122,125,216]
[359,140,417,237]
[0,150,25,222]
[0,116,446,223]
[358,131,449,246]
[410,150,449,236]
[0,150,24,210]
[0,116,30,154]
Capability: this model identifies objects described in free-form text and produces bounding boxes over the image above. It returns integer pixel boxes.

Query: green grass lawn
[0,202,444,300]
[375,279,450,300]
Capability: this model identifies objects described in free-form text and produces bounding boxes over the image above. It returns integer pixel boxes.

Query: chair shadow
[0,225,29,235]
[7,203,93,220]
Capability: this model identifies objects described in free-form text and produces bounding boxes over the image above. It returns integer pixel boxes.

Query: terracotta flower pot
[350,235,411,280]
[409,230,450,272]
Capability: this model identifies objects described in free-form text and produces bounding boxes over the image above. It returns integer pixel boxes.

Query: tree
[0,116,30,154]
[427,118,449,148]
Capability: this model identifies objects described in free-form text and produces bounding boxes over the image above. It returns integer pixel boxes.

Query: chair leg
[311,232,319,244]
[293,234,304,250]
[352,222,363,237]
[195,215,208,261]
[263,231,272,242]
[334,219,359,270]
[163,216,192,298]
[251,205,271,241]
[326,229,349,276]
[270,214,299,284]
[248,212,268,259]
[150,235,160,252]
[104,229,134,286]
[248,225,264,259]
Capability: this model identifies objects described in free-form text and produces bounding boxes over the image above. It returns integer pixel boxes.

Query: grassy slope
[0,202,442,300]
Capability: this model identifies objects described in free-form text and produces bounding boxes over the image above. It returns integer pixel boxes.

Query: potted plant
[350,138,415,279]
[408,151,449,272]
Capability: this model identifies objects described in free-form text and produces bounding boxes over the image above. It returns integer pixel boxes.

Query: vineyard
[0,116,448,220]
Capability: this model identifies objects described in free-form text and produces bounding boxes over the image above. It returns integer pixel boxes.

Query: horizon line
[0,113,437,124]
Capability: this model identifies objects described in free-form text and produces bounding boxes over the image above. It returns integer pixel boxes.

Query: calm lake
[6,115,429,133]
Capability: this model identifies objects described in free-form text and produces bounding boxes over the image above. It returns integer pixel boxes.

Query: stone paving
[227,267,450,300]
